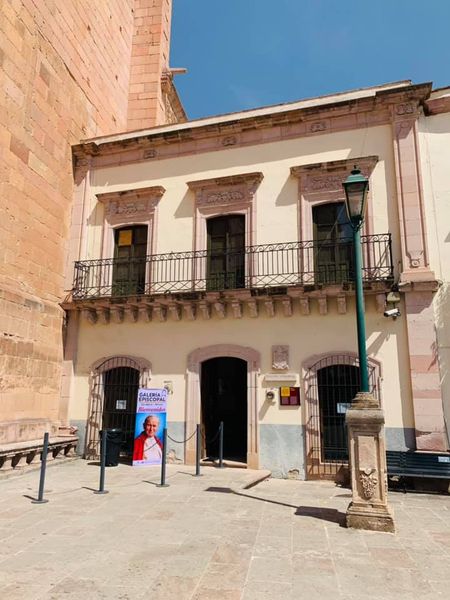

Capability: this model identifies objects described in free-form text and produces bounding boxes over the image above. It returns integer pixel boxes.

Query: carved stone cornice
[291,156,378,193]
[424,93,450,115]
[72,83,433,171]
[160,71,188,125]
[97,186,165,221]
[188,172,263,209]
[188,173,263,190]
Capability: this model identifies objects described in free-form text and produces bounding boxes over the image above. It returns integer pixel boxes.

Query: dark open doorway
[201,357,247,463]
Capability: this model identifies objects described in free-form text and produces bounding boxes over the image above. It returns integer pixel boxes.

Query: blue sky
[171,0,450,119]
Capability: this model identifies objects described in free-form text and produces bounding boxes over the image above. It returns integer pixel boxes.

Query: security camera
[384,307,401,318]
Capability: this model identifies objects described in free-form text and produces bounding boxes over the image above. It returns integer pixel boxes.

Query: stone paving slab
[0,460,449,599]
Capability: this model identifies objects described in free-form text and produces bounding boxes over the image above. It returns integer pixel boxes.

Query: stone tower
[0,0,184,461]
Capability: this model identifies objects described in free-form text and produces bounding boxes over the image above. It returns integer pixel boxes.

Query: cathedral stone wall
[0,0,176,444]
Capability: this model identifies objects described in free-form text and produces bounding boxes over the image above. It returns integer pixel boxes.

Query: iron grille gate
[305,355,379,480]
[85,357,150,459]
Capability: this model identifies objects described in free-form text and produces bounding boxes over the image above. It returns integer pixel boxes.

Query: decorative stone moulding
[72,82,433,173]
[97,186,166,225]
[188,171,263,261]
[96,185,166,264]
[291,156,378,241]
[75,288,388,325]
[272,345,289,370]
[187,172,263,209]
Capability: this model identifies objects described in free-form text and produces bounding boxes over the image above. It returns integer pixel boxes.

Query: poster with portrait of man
[132,388,167,466]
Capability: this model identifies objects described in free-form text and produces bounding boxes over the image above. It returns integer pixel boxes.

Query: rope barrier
[167,429,197,444]
[202,426,221,445]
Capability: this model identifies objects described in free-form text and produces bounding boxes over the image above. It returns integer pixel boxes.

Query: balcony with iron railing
[71,234,393,301]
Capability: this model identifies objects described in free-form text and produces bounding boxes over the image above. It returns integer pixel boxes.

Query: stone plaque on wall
[272,345,289,370]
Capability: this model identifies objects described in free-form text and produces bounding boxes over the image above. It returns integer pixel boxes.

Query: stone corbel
[299,296,310,315]
[214,302,226,319]
[97,308,110,325]
[231,300,242,319]
[183,303,196,321]
[83,308,97,324]
[139,306,152,322]
[199,302,211,320]
[110,307,124,324]
[247,299,258,318]
[126,307,138,323]
[153,304,166,322]
[282,298,293,317]
[337,296,347,315]
[318,296,328,316]
[168,304,181,321]
[264,298,275,318]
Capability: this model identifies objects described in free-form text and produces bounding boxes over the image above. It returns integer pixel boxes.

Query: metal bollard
[218,421,225,469]
[94,430,109,495]
[157,427,169,487]
[32,432,50,504]
[195,424,202,477]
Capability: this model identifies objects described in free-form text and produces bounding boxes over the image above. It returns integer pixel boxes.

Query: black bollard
[195,424,202,477]
[218,421,225,468]
[94,430,109,495]
[157,427,169,488]
[32,432,50,504]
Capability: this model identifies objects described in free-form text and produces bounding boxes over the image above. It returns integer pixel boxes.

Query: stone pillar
[346,392,395,533]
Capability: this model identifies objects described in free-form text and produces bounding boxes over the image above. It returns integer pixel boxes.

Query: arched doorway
[186,344,260,469]
[201,357,247,462]
[85,356,151,458]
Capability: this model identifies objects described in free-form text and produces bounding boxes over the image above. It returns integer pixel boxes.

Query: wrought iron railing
[72,234,393,300]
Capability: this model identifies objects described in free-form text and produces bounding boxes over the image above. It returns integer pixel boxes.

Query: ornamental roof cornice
[72,82,433,169]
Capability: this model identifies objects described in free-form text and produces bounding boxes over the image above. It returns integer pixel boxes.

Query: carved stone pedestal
[346,392,395,533]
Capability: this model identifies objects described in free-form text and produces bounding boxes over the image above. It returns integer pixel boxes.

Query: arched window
[85,356,151,458]
[304,353,381,479]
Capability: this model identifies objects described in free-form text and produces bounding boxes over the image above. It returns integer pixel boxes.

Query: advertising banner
[132,388,167,466]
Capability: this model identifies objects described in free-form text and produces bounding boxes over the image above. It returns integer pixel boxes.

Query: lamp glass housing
[343,167,369,225]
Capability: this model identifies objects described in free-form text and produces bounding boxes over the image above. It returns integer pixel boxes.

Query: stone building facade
[0,0,184,468]
[63,80,450,479]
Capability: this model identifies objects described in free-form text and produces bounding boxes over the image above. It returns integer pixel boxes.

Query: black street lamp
[343,167,370,393]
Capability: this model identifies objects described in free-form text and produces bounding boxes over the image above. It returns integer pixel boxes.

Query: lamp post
[342,167,395,533]
[343,167,370,394]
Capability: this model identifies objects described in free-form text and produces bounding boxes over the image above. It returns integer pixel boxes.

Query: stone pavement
[0,460,449,600]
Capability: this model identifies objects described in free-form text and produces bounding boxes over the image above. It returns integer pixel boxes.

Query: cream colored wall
[70,296,414,432]
[419,112,450,442]
[81,125,399,266]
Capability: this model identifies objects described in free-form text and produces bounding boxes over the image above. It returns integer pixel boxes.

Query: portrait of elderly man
[133,414,163,463]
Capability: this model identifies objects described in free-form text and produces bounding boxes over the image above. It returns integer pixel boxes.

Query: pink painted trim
[188,173,263,288]
[302,351,383,476]
[292,157,377,243]
[391,116,434,279]
[89,355,152,375]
